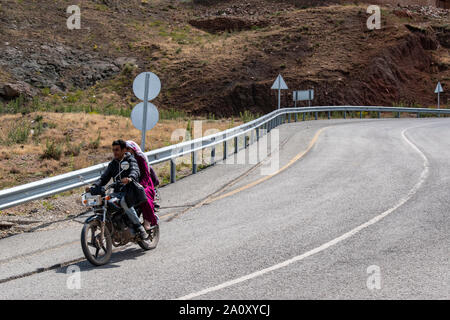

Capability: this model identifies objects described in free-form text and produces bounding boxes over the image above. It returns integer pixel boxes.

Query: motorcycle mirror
[120,161,130,171]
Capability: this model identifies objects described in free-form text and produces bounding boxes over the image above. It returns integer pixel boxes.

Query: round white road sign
[131,102,159,131]
[132,72,161,101]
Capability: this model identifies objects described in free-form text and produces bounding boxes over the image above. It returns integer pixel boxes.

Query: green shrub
[89,132,101,149]
[41,87,51,96]
[239,110,260,123]
[41,140,63,160]
[65,142,82,156]
[5,121,30,145]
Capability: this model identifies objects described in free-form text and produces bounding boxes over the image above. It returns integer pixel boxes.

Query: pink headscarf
[126,140,149,167]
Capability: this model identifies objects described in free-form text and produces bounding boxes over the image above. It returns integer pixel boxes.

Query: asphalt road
[0,118,449,299]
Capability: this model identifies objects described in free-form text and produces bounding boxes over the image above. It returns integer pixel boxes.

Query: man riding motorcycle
[87,139,148,239]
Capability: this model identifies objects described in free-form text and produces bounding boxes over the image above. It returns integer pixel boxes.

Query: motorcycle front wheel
[81,219,113,266]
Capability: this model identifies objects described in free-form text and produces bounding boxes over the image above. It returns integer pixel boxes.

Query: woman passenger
[125,140,158,230]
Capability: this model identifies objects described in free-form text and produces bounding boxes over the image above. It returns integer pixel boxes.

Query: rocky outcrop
[0,40,120,99]
[0,81,38,100]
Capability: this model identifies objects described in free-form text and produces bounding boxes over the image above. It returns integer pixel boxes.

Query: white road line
[176,122,434,300]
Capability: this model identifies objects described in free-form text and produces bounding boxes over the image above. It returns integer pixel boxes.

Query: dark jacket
[94,152,140,192]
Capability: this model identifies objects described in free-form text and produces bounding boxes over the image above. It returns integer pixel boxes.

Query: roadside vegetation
[0,99,250,190]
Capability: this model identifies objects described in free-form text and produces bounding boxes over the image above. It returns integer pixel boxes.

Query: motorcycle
[80,161,159,266]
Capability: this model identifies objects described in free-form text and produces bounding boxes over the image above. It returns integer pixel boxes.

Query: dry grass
[0,111,242,190]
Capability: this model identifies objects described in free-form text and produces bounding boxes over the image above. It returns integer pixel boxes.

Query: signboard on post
[132,72,161,151]
[131,102,159,131]
[133,72,161,101]
[435,81,443,109]
[293,89,314,107]
[271,74,288,109]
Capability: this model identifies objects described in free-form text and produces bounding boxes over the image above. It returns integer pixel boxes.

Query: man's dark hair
[112,139,127,149]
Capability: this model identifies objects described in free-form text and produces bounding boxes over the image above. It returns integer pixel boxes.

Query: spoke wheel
[81,219,112,266]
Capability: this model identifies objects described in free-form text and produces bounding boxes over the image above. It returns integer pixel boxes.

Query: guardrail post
[328,111,331,119]
[397,112,400,118]
[288,114,291,123]
[378,111,381,119]
[344,111,347,119]
[438,113,441,118]
[245,135,249,149]
[302,113,305,121]
[295,113,298,122]
[234,136,238,153]
[211,138,216,165]
[223,136,227,160]
[170,159,176,183]
[417,112,420,118]
[256,127,260,141]
[315,112,318,120]
[192,150,197,174]
[360,111,363,119]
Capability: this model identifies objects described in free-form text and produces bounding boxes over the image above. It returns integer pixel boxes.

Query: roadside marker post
[435,81,444,109]
[271,74,288,109]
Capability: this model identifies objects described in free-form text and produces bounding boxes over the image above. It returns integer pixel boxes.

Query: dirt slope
[0,0,448,115]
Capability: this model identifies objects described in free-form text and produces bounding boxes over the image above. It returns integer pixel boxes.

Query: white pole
[438,91,440,109]
[277,76,281,109]
[294,91,297,108]
[141,73,150,151]
[278,88,281,109]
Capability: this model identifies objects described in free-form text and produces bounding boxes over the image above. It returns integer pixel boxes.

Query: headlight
[81,193,102,207]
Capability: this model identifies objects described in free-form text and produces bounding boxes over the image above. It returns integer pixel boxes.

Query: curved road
[0,118,449,299]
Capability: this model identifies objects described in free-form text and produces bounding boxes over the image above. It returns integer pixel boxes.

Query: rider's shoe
[137,225,149,239]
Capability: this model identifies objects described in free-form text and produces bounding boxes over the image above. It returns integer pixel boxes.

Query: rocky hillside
[0,0,449,116]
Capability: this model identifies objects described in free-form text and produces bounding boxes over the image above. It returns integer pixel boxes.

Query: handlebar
[106,180,124,191]
[88,180,125,195]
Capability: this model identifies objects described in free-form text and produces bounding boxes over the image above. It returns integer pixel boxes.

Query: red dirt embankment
[0,1,448,115]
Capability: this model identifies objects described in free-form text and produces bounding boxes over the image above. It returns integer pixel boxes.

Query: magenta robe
[135,154,157,226]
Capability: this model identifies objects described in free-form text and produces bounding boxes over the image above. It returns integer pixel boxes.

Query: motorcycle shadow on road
[54,247,148,273]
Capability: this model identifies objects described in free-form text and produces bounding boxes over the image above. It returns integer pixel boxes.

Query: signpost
[132,72,161,151]
[293,89,314,107]
[271,74,288,109]
[435,81,443,109]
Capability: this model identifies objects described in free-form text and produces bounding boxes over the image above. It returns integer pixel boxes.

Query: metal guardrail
[1,106,448,210]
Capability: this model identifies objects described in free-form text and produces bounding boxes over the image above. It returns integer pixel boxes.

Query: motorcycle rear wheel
[81,219,113,266]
